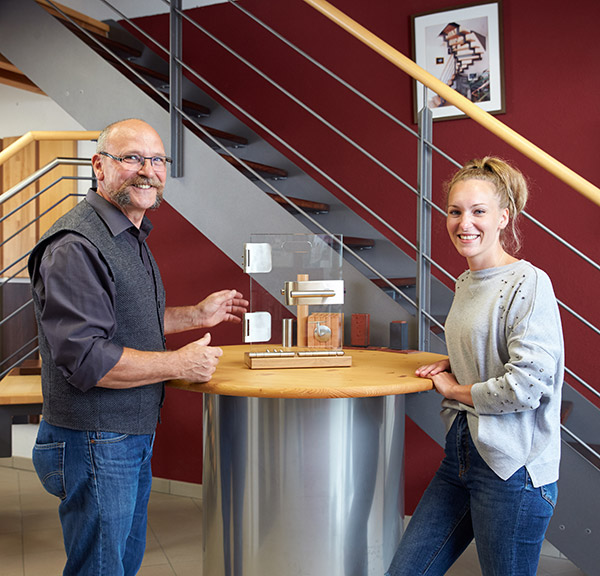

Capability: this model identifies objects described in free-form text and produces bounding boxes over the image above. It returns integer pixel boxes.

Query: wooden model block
[296,273,309,347]
[351,313,370,347]
[389,320,408,350]
[307,312,343,348]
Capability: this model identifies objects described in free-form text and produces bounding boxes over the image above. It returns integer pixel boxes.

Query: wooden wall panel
[0,137,2,272]
[0,138,77,278]
[1,137,38,278]
[38,140,77,237]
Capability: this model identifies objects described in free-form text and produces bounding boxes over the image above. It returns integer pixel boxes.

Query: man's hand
[97,333,224,388]
[195,289,249,328]
[164,289,249,335]
[176,333,223,382]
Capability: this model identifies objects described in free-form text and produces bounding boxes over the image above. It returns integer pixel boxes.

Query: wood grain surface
[169,345,445,399]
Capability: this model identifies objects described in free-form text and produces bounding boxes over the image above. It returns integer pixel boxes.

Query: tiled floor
[0,424,588,576]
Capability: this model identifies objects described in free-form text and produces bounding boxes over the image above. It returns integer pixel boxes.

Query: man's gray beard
[112,187,163,210]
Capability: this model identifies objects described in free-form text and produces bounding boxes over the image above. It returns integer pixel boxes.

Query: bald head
[92,119,167,227]
[96,119,164,155]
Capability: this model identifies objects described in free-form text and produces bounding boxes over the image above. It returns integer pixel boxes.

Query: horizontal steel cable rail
[0,338,39,381]
[302,0,600,207]
[44,0,427,312]
[0,165,92,379]
[16,0,598,402]
[44,1,599,341]
[560,424,600,467]
[167,0,600,343]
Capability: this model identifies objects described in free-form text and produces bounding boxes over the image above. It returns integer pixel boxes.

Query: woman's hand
[415,358,450,378]
[416,358,474,406]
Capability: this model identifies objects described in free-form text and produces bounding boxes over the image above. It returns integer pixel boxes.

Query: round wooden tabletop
[168,345,444,399]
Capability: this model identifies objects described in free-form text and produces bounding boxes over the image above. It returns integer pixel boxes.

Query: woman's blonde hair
[446,157,529,253]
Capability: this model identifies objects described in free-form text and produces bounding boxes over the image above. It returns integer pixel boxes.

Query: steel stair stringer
[0,0,413,346]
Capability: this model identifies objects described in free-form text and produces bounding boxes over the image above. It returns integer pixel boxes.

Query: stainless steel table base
[203,394,405,576]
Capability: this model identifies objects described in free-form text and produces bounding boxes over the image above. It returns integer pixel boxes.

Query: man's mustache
[124,176,163,189]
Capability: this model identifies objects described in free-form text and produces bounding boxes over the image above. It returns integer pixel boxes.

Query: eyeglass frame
[99,151,173,171]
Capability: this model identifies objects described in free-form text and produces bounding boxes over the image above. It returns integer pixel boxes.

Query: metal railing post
[170,0,183,178]
[416,99,433,351]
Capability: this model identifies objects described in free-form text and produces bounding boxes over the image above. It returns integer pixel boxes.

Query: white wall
[0,84,96,195]
[0,84,85,138]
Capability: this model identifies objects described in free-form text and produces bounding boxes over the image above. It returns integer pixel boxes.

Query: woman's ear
[499,207,509,230]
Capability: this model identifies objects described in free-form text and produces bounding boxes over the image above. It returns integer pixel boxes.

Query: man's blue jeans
[32,420,154,576]
[386,411,557,576]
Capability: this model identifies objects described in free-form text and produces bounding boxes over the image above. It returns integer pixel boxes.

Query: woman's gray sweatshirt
[442,260,564,487]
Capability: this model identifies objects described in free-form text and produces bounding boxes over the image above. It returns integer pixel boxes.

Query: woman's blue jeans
[386,412,557,576]
[32,419,155,576]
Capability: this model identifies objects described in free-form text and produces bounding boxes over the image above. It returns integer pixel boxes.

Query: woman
[386,157,564,576]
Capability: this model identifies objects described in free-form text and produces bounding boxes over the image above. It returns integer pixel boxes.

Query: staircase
[0,2,598,574]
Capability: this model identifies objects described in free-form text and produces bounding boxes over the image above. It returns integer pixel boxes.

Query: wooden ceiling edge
[0,70,45,95]
[36,0,110,37]
[0,54,20,73]
[1,0,112,96]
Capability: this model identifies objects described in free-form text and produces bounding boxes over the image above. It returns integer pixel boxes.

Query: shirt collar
[86,188,153,240]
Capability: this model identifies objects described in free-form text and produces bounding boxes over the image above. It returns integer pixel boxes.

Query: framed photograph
[411,1,504,121]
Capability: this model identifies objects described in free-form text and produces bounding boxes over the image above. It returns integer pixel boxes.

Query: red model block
[351,313,370,347]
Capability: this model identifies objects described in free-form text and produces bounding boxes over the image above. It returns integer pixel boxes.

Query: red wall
[141,0,599,509]
[147,203,249,482]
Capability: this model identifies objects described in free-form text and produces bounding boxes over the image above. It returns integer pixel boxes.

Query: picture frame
[411,1,505,122]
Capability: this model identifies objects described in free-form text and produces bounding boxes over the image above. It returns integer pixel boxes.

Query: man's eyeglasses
[99,151,173,171]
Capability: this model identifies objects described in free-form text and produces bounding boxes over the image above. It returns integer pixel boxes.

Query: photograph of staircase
[412,2,504,120]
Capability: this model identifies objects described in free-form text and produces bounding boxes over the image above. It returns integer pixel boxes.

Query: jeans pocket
[32,441,66,500]
[540,481,558,509]
[90,431,129,444]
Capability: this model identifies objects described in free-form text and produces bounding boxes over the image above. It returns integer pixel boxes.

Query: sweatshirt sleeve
[471,269,563,415]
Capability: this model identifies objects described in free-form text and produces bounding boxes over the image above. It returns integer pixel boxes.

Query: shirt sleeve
[34,233,124,392]
[471,270,563,415]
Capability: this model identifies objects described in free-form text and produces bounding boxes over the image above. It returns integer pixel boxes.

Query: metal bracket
[282,280,344,306]
[243,243,272,274]
[244,311,272,343]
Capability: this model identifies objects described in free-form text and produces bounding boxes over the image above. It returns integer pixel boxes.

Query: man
[28,118,248,575]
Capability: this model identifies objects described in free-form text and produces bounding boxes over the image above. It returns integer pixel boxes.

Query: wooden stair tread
[267,193,329,214]
[344,237,375,249]
[183,119,248,147]
[561,400,573,423]
[8,358,41,376]
[105,57,171,87]
[220,154,288,179]
[134,81,211,116]
[118,60,168,84]
[371,277,416,288]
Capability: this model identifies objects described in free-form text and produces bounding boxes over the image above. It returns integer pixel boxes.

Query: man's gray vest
[28,200,166,434]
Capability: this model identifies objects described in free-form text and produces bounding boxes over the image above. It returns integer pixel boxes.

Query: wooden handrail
[35,0,110,37]
[303,0,600,208]
[0,130,100,167]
